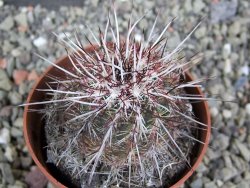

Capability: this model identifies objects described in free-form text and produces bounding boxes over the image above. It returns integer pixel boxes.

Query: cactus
[26,5,209,188]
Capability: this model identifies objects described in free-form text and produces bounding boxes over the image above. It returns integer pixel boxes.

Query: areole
[23,45,211,188]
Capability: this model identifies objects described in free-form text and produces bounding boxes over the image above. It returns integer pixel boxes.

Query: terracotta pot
[23,46,211,188]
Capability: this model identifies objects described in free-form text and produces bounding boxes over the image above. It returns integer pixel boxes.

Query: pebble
[194,26,206,39]
[235,140,250,162]
[223,59,232,74]
[13,70,29,85]
[220,167,238,181]
[8,91,22,105]
[228,21,241,36]
[190,178,203,188]
[204,181,217,188]
[210,107,219,117]
[234,76,248,91]
[0,16,14,31]
[223,109,232,119]
[4,146,17,162]
[11,49,22,57]
[214,134,230,151]
[13,117,23,128]
[240,65,249,76]
[0,69,12,91]
[167,32,180,48]
[246,103,250,115]
[184,0,192,12]
[210,0,238,23]
[222,43,231,59]
[25,167,48,188]
[11,127,23,138]
[0,163,15,184]
[0,128,10,145]
[20,156,32,168]
[193,0,206,14]
[14,13,28,27]
[33,37,48,49]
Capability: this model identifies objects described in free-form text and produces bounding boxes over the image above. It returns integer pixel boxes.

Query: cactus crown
[26,5,208,188]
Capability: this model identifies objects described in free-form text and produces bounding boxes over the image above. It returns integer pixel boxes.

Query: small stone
[235,140,250,161]
[33,37,47,49]
[0,106,12,117]
[20,156,32,168]
[4,146,17,162]
[220,167,238,181]
[223,109,232,119]
[234,76,248,91]
[228,21,241,36]
[11,49,22,57]
[190,178,203,188]
[47,182,54,188]
[18,37,32,51]
[0,0,3,7]
[246,104,250,115]
[194,26,207,39]
[206,148,221,160]
[167,32,180,49]
[0,58,7,69]
[14,13,28,27]
[222,43,231,59]
[8,91,22,105]
[19,53,31,65]
[236,181,250,188]
[0,69,12,91]
[193,0,206,13]
[240,65,249,76]
[197,163,207,173]
[13,70,29,85]
[214,134,230,150]
[139,19,148,29]
[90,0,99,7]
[204,181,216,188]
[0,163,15,184]
[211,0,238,23]
[134,34,142,42]
[216,180,223,187]
[13,117,23,128]
[224,59,232,74]
[184,0,192,12]
[11,127,23,137]
[25,167,48,188]
[0,128,10,145]
[28,70,39,81]
[210,107,219,117]
[0,16,14,31]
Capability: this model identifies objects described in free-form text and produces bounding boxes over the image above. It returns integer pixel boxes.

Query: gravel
[0,0,249,187]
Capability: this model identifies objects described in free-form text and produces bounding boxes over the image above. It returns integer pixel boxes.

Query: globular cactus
[28,5,208,188]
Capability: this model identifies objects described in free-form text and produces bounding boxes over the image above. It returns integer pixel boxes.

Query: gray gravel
[0,0,250,187]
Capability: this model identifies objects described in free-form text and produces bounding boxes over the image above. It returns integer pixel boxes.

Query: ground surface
[0,0,250,187]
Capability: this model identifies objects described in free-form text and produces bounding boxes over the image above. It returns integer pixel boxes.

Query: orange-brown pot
[23,46,211,188]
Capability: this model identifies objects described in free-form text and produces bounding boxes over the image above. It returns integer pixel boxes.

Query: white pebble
[223,109,232,119]
[0,0,3,7]
[224,59,232,74]
[241,65,249,76]
[0,128,10,145]
[134,33,142,42]
[246,103,250,115]
[33,37,47,48]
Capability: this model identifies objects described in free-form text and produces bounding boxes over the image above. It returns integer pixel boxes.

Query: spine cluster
[27,5,208,188]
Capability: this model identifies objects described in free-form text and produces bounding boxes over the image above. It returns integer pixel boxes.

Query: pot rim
[23,47,211,188]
